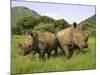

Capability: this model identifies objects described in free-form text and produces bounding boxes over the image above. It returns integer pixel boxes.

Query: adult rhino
[18,31,59,60]
[57,22,89,58]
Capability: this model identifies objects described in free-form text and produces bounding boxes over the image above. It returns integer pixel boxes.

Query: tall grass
[11,35,96,74]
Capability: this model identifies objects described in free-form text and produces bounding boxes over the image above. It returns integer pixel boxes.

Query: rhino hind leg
[54,48,58,56]
[47,52,51,59]
[39,50,46,60]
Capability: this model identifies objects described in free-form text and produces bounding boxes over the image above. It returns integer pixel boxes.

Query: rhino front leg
[59,45,65,56]
[62,46,70,58]
[72,49,80,57]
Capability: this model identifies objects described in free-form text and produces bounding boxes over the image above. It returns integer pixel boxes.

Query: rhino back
[37,32,58,51]
[57,28,72,47]
[44,32,58,49]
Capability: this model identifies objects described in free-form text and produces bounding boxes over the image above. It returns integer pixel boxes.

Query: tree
[12,16,39,34]
[54,19,69,31]
[39,16,55,23]
[16,16,38,29]
[11,25,23,35]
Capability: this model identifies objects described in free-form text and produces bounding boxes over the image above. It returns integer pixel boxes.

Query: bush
[38,16,55,24]
[12,15,70,35]
[54,19,70,31]
[12,16,39,34]
[34,23,55,33]
[81,23,96,37]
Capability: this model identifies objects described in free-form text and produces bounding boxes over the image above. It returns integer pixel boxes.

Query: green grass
[11,35,96,74]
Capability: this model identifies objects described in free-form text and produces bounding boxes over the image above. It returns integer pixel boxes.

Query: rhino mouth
[80,44,88,49]
[73,44,88,49]
[18,49,32,56]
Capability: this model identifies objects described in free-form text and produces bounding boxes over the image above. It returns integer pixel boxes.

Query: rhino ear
[30,33,33,37]
[33,32,38,37]
[27,32,33,37]
[73,22,77,28]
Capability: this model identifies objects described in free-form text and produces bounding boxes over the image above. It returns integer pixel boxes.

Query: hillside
[11,6,40,26]
[11,6,96,36]
[11,6,70,34]
[80,15,96,36]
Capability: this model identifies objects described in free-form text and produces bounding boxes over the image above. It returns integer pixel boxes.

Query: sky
[12,1,95,24]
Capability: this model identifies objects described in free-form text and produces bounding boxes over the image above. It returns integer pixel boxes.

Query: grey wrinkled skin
[57,22,89,58]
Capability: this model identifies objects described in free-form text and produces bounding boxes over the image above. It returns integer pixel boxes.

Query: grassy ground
[11,35,96,74]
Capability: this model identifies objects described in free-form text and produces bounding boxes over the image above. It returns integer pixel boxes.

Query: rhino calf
[18,32,35,56]
[18,31,59,60]
[57,22,89,58]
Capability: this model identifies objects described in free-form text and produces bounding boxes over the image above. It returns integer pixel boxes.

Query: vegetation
[11,6,96,37]
[11,36,96,74]
[80,15,96,36]
[11,6,96,36]
[11,7,70,34]
[11,6,40,26]
[11,6,96,74]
